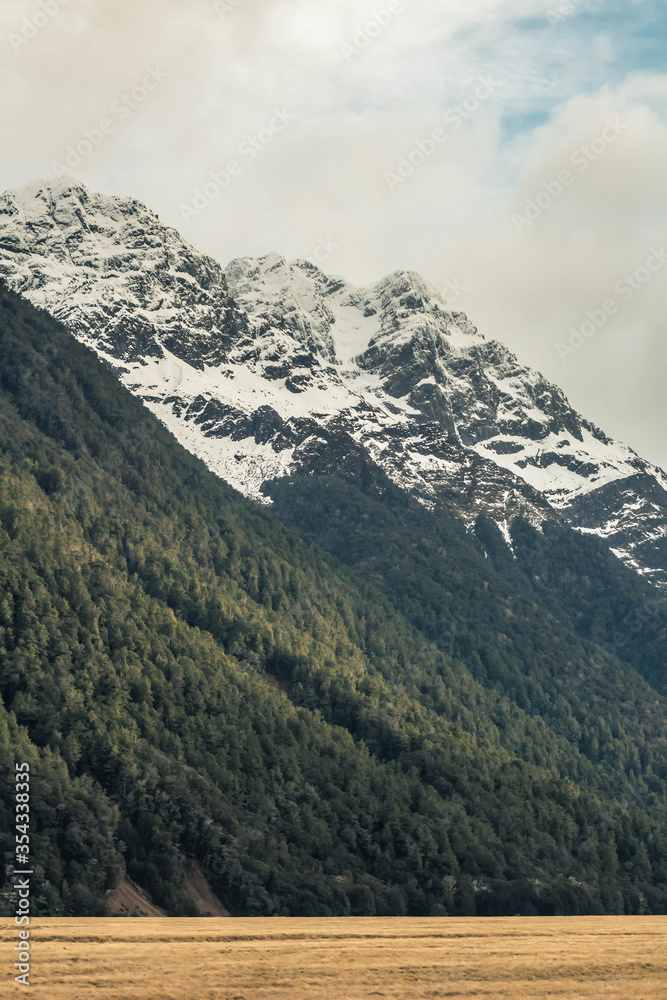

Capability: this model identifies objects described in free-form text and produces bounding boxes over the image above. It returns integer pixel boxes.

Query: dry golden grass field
[2,916,666,999]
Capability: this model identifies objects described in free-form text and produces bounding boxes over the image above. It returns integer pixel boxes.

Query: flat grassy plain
[2,916,666,999]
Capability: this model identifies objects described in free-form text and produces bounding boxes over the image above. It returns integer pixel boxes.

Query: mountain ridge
[0,178,665,586]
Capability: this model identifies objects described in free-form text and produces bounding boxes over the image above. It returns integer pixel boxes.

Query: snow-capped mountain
[1,179,666,586]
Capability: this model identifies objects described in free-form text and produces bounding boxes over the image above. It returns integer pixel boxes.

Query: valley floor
[2,916,666,999]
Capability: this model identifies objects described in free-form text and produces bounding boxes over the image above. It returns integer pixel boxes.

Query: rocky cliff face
[1,179,665,586]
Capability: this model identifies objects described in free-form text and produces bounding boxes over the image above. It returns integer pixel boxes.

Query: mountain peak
[1,177,89,230]
[9,175,89,201]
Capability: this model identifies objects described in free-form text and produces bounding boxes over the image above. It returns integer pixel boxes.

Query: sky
[1,0,666,469]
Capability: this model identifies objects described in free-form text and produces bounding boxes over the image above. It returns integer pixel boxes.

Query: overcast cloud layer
[1,0,665,468]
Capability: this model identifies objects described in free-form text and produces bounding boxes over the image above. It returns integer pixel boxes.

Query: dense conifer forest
[1,283,666,917]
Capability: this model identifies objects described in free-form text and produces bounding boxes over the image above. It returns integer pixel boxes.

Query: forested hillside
[268,465,667,790]
[1,283,666,917]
